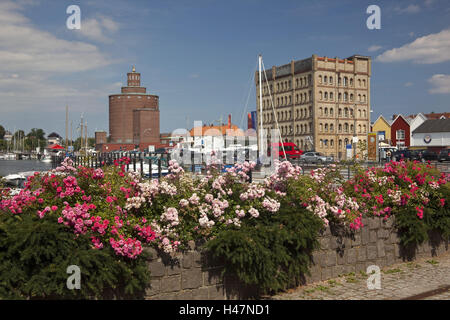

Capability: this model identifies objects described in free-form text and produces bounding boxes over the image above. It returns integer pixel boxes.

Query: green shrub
[0,213,150,299]
[206,201,324,295]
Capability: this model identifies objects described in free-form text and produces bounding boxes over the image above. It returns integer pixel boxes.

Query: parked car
[269,142,303,159]
[438,149,450,162]
[392,150,414,161]
[300,152,333,164]
[415,149,438,162]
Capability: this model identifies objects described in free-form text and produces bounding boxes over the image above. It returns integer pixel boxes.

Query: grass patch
[315,285,330,292]
[327,279,341,287]
[346,276,359,283]
[426,259,439,265]
[383,268,402,274]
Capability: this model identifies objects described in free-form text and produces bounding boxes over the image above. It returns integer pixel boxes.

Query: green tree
[26,128,46,151]
[0,125,5,140]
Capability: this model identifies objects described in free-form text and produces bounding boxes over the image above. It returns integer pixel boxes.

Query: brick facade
[109,67,160,145]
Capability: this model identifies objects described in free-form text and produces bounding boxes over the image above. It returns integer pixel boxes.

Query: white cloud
[0,0,117,114]
[368,45,382,52]
[404,82,414,87]
[77,16,120,43]
[394,4,421,14]
[428,74,450,94]
[376,29,450,64]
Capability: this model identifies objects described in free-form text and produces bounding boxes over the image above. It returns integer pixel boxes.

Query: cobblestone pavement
[271,251,450,300]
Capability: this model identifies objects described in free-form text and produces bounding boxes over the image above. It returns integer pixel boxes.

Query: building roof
[406,112,450,120]
[189,124,243,136]
[391,114,411,125]
[47,132,61,138]
[413,119,450,134]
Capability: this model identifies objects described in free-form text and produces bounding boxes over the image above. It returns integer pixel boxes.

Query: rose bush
[1,156,449,297]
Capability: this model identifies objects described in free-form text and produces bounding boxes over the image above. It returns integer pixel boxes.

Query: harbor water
[0,160,53,177]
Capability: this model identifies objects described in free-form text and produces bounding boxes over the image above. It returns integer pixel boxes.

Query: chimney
[228,114,231,129]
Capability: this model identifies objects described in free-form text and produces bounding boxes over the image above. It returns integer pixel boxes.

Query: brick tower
[108,66,160,146]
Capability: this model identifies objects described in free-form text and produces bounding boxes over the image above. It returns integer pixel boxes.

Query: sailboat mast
[258,54,263,155]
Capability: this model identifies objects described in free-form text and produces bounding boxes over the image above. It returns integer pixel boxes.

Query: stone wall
[144,216,449,300]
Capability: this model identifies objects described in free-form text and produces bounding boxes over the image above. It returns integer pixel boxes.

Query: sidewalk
[271,250,450,300]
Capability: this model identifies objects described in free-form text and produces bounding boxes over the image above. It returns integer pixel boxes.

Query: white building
[411,119,450,149]
[408,113,427,147]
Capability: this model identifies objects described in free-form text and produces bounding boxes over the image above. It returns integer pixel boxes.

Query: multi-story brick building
[108,66,160,147]
[255,54,371,160]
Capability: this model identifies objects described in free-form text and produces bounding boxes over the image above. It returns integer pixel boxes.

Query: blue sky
[0,0,449,138]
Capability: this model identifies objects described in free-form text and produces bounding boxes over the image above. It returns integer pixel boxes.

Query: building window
[396,129,405,140]
[330,108,334,116]
[330,92,333,100]
[329,76,333,84]
[324,76,328,84]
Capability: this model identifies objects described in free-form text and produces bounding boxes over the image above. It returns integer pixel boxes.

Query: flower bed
[0,157,449,298]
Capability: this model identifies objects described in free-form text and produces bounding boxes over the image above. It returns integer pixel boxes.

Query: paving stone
[325,251,337,267]
[369,231,378,243]
[377,240,386,258]
[160,275,181,293]
[357,247,366,262]
[351,234,361,247]
[332,265,345,278]
[321,267,332,281]
[182,268,203,289]
[367,245,377,260]
[347,248,357,264]
[149,260,166,277]
[361,227,370,245]
[369,218,380,230]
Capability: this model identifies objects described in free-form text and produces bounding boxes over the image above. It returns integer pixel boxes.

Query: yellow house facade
[371,115,391,143]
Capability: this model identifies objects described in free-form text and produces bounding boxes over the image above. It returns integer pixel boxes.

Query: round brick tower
[109,66,160,145]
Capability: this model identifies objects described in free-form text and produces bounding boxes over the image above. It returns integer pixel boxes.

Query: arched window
[350,78,353,86]
[324,92,328,100]
[320,139,323,148]
[330,139,334,147]
[358,124,361,133]
[344,77,348,86]
[324,76,328,84]
[344,123,349,132]
[289,95,292,104]
[330,92,333,100]
[339,139,342,148]
[289,110,292,119]
[330,124,334,132]
[329,76,333,84]
[330,108,334,116]
[358,79,361,87]
[363,125,367,133]
[325,123,328,132]
[324,107,328,116]
[344,107,348,117]
[338,93,342,101]
[339,124,342,132]
[363,79,366,87]
[350,124,354,132]
[344,92,348,102]
[339,108,342,117]
[363,109,367,118]
[296,94,299,103]
[319,91,323,100]
[338,77,342,86]
[319,107,323,116]
[319,75,322,84]
[358,109,362,118]
[350,94,354,101]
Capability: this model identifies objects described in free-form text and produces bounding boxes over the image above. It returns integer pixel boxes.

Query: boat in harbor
[3,173,26,188]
